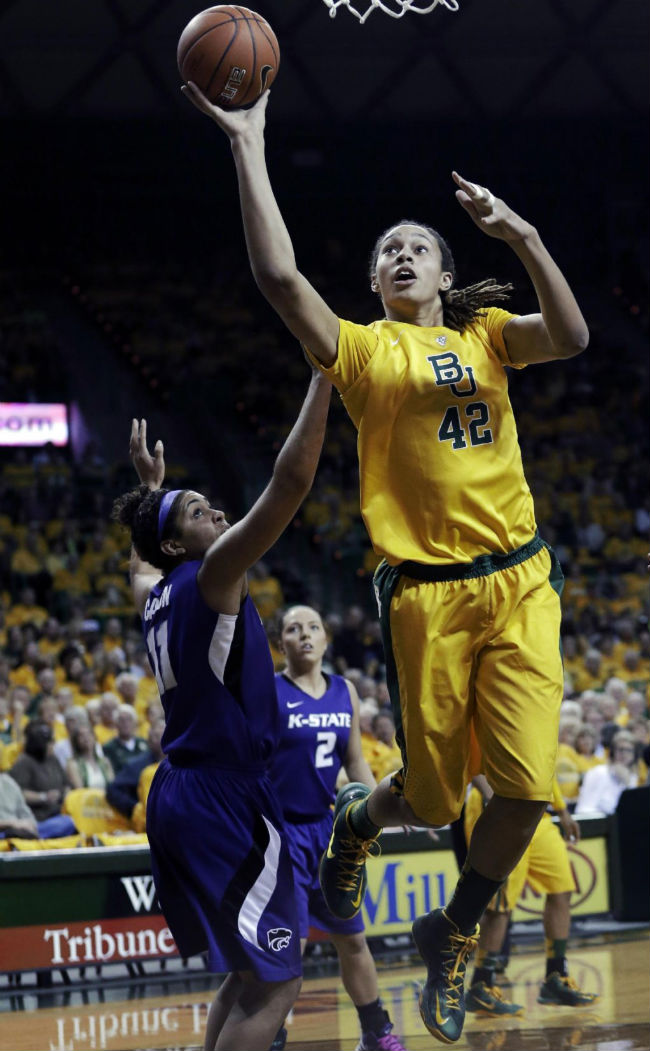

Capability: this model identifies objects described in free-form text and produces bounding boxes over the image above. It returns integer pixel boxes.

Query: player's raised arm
[123,418,165,614]
[342,679,376,789]
[452,171,589,365]
[182,85,340,367]
[197,367,332,609]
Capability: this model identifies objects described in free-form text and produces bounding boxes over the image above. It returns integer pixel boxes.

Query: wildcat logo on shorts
[267,927,293,952]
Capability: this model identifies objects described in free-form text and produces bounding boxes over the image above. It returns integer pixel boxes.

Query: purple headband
[157,489,183,541]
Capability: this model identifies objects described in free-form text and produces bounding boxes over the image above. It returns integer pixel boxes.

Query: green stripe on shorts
[373,560,408,771]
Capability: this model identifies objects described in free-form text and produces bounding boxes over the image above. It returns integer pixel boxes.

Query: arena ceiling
[0,0,647,122]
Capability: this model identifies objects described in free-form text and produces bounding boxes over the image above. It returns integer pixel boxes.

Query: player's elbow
[553,325,590,359]
[254,264,300,302]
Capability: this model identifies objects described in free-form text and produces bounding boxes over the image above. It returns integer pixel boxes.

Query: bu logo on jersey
[427,351,477,397]
[268,927,293,951]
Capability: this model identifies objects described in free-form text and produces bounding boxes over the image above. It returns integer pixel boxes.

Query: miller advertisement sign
[0,833,609,974]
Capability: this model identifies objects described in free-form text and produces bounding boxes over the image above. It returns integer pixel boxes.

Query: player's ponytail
[112,484,183,572]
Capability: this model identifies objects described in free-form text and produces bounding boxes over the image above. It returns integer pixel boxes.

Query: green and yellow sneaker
[412,908,479,1044]
[466,980,523,1017]
[538,973,599,1006]
[318,783,380,919]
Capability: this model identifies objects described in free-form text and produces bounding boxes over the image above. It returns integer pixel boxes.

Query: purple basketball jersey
[271,673,353,819]
[142,562,278,768]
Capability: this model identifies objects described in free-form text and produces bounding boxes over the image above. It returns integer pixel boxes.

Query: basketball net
[322,0,459,23]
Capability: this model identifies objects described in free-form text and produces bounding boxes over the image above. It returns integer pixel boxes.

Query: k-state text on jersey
[287,711,351,730]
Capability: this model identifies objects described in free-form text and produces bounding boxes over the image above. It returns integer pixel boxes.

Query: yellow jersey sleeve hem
[302,342,339,378]
[477,307,526,369]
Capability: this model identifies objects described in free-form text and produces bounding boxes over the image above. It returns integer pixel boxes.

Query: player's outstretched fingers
[182,81,270,132]
[452,171,495,212]
[181,80,219,116]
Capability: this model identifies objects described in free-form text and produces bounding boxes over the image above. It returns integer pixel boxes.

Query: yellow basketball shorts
[374,536,564,826]
[464,788,576,911]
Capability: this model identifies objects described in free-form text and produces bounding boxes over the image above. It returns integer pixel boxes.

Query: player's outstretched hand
[452,171,535,243]
[130,418,165,491]
[181,81,269,139]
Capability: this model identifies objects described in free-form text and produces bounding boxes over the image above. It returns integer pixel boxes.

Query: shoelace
[554,974,595,999]
[484,985,509,1003]
[375,1032,406,1051]
[440,929,479,1010]
[336,834,381,891]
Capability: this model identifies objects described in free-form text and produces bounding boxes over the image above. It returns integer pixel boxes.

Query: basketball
[177,6,280,109]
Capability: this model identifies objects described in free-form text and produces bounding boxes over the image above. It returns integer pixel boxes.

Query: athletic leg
[331,931,380,1005]
[331,932,406,1050]
[204,972,242,1051]
[214,973,301,1051]
[538,892,597,1006]
[465,910,523,1017]
[467,795,547,881]
[544,890,571,950]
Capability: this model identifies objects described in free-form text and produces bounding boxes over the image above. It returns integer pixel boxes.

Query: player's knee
[269,974,302,1014]
[332,931,369,958]
[239,972,301,1012]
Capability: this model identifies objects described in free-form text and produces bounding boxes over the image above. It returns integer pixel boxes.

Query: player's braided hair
[111,484,184,573]
[369,220,513,333]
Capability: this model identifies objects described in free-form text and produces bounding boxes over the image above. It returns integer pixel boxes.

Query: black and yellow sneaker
[538,973,599,1006]
[466,981,523,1017]
[318,783,380,919]
[412,908,479,1044]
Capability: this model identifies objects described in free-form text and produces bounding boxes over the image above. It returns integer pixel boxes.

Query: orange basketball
[177,6,280,109]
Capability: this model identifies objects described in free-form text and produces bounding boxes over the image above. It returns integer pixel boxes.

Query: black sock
[545,937,568,977]
[356,998,389,1034]
[546,955,569,978]
[472,951,500,988]
[348,798,381,840]
[445,862,503,935]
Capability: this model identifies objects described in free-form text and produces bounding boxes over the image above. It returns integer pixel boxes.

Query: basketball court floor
[1,927,648,1051]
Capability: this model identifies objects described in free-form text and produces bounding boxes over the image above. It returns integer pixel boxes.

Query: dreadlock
[111,484,184,573]
[441,279,514,333]
[369,220,513,334]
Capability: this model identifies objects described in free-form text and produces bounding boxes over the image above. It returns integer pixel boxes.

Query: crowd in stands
[0,557,647,851]
[0,250,647,848]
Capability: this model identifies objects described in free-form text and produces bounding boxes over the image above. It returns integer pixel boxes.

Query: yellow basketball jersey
[315,308,537,564]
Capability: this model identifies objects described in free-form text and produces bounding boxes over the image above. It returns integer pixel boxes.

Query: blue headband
[157,490,183,541]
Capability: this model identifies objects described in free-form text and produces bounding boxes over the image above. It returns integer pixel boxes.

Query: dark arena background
[0,2,648,1050]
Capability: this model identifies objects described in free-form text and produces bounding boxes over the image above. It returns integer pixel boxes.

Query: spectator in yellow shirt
[247,559,284,620]
[10,538,43,582]
[52,554,91,601]
[38,617,65,660]
[618,649,648,693]
[93,692,120,746]
[9,641,41,695]
[572,649,606,694]
[5,587,48,629]
[573,725,605,774]
[102,617,124,653]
